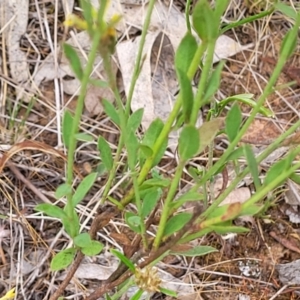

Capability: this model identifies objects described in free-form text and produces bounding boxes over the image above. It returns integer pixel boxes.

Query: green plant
[35,0,300,299]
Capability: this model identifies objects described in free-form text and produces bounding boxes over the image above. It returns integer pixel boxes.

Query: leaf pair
[36,172,98,238]
[51,233,104,271]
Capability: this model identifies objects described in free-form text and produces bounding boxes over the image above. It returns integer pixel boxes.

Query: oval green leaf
[63,44,83,80]
[102,99,120,126]
[74,233,92,248]
[75,133,94,142]
[98,137,113,171]
[111,249,135,272]
[225,103,242,142]
[62,110,74,148]
[35,203,67,219]
[81,240,104,256]
[178,125,200,161]
[50,248,76,271]
[72,172,98,206]
[55,183,72,199]
[175,32,197,74]
[164,213,193,237]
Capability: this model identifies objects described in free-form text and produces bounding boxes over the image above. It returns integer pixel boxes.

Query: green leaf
[126,131,139,169]
[142,189,161,218]
[139,186,162,199]
[159,287,177,298]
[50,248,76,271]
[218,94,274,118]
[35,203,67,219]
[226,146,244,161]
[204,61,225,103]
[171,191,204,211]
[173,111,185,130]
[275,2,297,20]
[192,0,217,42]
[79,0,94,34]
[125,212,141,233]
[243,144,261,190]
[187,166,202,183]
[240,203,263,216]
[62,110,74,148]
[170,245,217,257]
[102,99,120,126]
[264,157,290,187]
[209,224,249,235]
[131,289,143,300]
[140,118,167,167]
[214,0,230,19]
[105,295,113,300]
[139,144,153,158]
[127,109,143,133]
[177,69,194,123]
[225,103,242,142]
[290,173,300,184]
[178,125,200,160]
[175,32,197,74]
[97,163,108,176]
[205,202,243,223]
[72,172,98,206]
[141,178,170,189]
[62,211,80,238]
[73,233,91,248]
[75,133,94,142]
[164,213,193,237]
[89,78,108,88]
[280,29,298,60]
[63,44,83,80]
[111,249,135,272]
[97,137,113,170]
[55,183,72,199]
[198,118,224,154]
[128,216,141,227]
[81,240,104,256]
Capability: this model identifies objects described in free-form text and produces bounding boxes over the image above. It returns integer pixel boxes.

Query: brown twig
[269,231,300,255]
[6,161,53,204]
[85,271,132,300]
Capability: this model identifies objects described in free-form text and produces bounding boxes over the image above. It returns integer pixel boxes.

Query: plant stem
[66,24,104,216]
[190,40,216,125]
[99,0,156,206]
[124,0,157,119]
[185,0,192,32]
[187,41,207,79]
[132,175,148,248]
[121,42,206,207]
[153,160,185,249]
[220,9,274,35]
[99,52,126,205]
